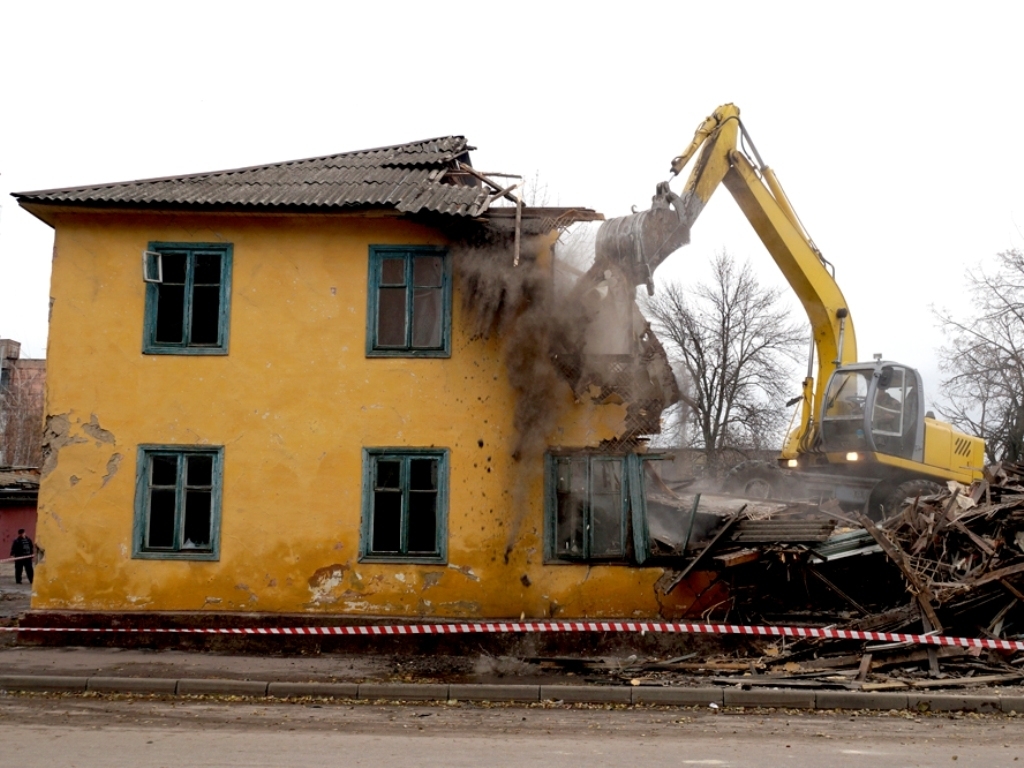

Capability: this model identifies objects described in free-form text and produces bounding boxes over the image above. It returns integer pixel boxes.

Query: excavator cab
[819,362,923,463]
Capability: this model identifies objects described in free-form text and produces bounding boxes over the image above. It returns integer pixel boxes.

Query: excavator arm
[596,104,858,450]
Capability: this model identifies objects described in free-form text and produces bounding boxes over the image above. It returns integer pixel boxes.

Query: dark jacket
[10,535,33,558]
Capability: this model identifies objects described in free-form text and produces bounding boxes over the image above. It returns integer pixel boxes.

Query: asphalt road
[2,694,1023,767]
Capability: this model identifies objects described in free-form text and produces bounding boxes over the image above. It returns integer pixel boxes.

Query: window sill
[132,550,220,561]
[365,348,450,359]
[359,554,447,565]
[143,346,229,356]
[543,557,635,566]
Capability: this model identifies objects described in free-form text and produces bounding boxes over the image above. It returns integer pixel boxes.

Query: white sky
[2,1,1021,411]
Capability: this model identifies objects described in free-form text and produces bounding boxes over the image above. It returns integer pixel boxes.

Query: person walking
[10,528,34,585]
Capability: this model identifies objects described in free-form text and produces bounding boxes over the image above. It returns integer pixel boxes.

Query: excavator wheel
[881,479,944,519]
[723,460,781,499]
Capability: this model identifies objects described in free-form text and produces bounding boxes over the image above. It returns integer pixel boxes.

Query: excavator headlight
[786,459,798,468]
[846,452,860,461]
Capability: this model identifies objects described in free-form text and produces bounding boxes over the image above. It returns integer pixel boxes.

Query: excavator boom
[597,104,857,436]
[595,104,984,506]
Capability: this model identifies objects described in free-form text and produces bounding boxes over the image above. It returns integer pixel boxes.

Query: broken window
[143,243,232,355]
[361,449,448,563]
[546,453,654,564]
[134,445,223,560]
[366,247,450,357]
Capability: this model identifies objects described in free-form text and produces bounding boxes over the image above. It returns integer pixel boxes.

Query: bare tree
[642,251,806,474]
[935,249,1024,463]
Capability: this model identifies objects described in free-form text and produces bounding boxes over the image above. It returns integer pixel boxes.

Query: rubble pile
[651,464,1024,691]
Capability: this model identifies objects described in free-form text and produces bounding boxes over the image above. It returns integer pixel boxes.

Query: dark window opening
[368,248,450,357]
[363,450,447,562]
[136,446,222,559]
[145,244,231,354]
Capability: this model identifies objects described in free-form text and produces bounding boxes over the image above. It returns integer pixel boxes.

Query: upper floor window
[143,242,232,355]
[366,246,451,357]
[133,445,223,560]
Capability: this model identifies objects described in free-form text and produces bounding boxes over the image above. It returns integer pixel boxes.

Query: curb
[0,675,1020,713]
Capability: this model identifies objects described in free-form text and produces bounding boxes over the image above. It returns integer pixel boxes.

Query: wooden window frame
[143,242,233,355]
[365,246,451,358]
[132,445,224,561]
[360,448,449,564]
[544,452,653,565]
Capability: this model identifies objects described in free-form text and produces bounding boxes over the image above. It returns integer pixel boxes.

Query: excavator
[592,104,985,516]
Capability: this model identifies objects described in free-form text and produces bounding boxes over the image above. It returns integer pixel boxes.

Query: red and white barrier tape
[1,621,1022,651]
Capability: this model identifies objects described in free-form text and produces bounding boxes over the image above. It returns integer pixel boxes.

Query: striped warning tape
[1,621,1022,651]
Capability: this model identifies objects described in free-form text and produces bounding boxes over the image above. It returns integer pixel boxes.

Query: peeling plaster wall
[32,210,689,619]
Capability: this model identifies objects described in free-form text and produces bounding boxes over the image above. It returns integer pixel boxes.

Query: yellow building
[15,138,712,623]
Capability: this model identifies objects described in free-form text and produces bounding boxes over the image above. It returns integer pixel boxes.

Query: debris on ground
[643,462,1024,690]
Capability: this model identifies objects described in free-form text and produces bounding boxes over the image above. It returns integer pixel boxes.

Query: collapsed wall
[453,223,680,461]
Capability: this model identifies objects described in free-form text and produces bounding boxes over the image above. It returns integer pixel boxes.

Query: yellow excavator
[594,104,984,516]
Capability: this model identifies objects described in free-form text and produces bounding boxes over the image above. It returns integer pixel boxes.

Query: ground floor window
[361,448,448,563]
[133,445,223,560]
[546,452,692,565]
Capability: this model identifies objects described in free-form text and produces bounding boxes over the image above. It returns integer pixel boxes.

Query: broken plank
[952,519,997,555]
[710,677,850,689]
[907,673,1023,689]
[969,560,1024,587]
[663,509,744,593]
[856,653,873,682]
[999,578,1024,602]
[713,548,760,567]
[857,513,944,633]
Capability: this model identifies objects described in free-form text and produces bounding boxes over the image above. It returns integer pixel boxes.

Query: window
[133,445,223,560]
[143,242,232,354]
[366,246,450,357]
[361,449,448,563]
[546,452,661,565]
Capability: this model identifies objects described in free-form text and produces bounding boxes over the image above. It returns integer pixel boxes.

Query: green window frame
[544,452,651,564]
[360,448,449,563]
[143,242,233,355]
[365,246,451,357]
[133,445,224,561]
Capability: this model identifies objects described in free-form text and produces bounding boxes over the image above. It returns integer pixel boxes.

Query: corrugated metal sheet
[14,136,494,217]
[730,519,837,543]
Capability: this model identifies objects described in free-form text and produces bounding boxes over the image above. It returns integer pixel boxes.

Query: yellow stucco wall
[31,209,691,618]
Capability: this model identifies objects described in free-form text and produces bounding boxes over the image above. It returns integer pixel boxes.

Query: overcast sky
[2,1,1021,410]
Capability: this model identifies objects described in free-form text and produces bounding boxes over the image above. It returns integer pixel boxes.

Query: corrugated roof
[14,136,498,217]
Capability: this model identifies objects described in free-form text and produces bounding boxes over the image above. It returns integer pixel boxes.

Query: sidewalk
[2,644,1024,714]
